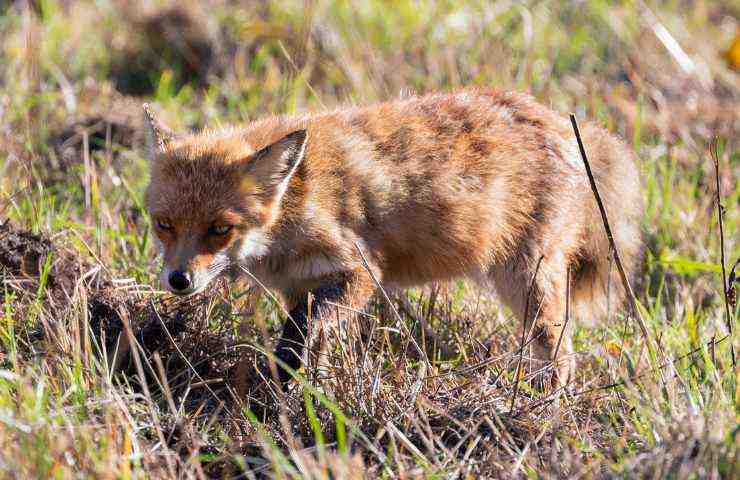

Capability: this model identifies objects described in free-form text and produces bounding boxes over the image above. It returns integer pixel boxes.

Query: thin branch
[554,264,571,363]
[569,115,655,356]
[710,138,735,366]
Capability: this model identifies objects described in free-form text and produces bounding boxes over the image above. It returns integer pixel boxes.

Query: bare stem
[710,138,736,367]
[554,265,571,363]
[569,115,656,357]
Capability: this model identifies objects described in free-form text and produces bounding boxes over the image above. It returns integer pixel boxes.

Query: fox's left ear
[142,103,176,161]
[245,129,308,204]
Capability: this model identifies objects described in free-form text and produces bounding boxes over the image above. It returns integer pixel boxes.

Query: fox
[142,88,643,387]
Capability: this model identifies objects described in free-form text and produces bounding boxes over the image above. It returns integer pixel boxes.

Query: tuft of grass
[0,0,738,478]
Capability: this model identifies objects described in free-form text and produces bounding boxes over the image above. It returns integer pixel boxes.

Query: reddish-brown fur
[144,88,643,386]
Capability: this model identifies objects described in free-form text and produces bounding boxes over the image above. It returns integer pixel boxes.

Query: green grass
[0,0,738,478]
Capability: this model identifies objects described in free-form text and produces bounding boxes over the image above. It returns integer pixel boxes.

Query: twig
[710,138,736,366]
[510,255,544,413]
[553,265,571,364]
[569,115,655,356]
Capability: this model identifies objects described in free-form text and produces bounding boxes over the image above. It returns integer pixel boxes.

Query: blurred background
[3,0,738,149]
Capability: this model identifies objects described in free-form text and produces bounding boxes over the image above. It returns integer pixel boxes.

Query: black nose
[168,271,191,291]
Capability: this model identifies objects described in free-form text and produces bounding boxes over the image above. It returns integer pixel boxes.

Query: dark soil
[0,220,55,277]
[0,220,92,302]
[76,280,250,417]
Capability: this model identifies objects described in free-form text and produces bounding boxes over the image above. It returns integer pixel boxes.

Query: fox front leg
[275,270,376,386]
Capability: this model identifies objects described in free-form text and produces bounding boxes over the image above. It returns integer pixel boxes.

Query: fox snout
[163,268,192,294]
[157,238,234,295]
[159,259,225,295]
[160,264,199,295]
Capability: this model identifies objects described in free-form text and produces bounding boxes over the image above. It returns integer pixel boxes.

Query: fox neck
[231,204,301,283]
[237,228,272,261]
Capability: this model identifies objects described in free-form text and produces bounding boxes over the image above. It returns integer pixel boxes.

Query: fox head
[142,104,307,295]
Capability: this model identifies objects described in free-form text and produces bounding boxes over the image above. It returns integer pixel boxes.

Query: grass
[0,0,738,478]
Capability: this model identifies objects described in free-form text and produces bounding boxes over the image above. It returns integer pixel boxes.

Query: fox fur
[143,88,643,385]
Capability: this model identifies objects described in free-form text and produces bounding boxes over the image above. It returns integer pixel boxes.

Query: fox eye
[155,218,174,231]
[208,224,233,236]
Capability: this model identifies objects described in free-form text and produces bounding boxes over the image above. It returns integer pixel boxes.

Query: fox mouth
[159,252,234,296]
[165,283,207,297]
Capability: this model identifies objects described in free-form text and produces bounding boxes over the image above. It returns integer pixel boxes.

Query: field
[0,0,738,478]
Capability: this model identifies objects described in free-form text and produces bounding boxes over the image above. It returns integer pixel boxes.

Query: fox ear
[143,103,175,159]
[246,129,308,203]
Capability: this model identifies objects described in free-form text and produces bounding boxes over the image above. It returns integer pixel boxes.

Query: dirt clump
[87,286,250,413]
[0,221,94,305]
[0,222,247,410]
[0,221,54,278]
[0,220,265,453]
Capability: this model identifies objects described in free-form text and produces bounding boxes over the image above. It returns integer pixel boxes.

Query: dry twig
[569,115,655,357]
[709,138,736,366]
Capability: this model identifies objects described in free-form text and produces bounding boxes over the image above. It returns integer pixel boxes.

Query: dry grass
[0,0,738,478]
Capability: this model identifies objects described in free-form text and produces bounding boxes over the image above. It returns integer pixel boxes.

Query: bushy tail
[569,124,644,325]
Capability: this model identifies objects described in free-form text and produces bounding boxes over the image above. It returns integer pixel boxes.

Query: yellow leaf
[604,341,622,357]
[725,32,740,70]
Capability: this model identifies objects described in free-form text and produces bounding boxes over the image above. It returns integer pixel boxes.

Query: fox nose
[168,271,191,292]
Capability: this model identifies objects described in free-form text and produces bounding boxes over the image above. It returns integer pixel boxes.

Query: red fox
[143,89,643,386]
